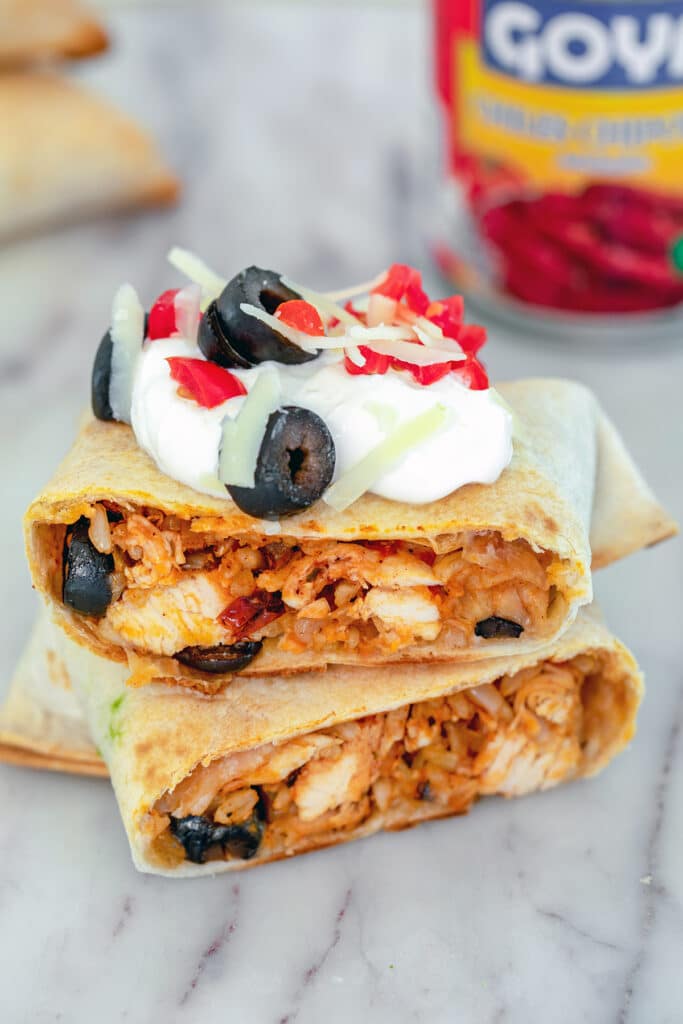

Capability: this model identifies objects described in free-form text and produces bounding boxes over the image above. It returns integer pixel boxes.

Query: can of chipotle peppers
[432,0,683,341]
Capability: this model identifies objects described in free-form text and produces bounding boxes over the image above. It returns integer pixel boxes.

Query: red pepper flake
[147,289,180,340]
[166,357,247,408]
[275,299,324,336]
[219,589,285,639]
[360,540,400,557]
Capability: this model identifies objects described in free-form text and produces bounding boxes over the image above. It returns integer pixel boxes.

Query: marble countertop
[1,5,682,1022]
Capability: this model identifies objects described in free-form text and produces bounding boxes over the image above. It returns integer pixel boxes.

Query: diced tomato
[147,289,180,340]
[219,589,285,639]
[343,345,391,376]
[166,357,247,408]
[453,356,489,390]
[275,299,324,336]
[374,263,430,314]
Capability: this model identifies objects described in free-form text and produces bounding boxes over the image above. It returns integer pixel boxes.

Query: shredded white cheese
[109,283,145,424]
[324,404,449,512]
[218,369,281,489]
[173,284,201,345]
[167,247,226,309]
[361,339,465,365]
[239,302,318,353]
[279,276,361,327]
[324,270,388,301]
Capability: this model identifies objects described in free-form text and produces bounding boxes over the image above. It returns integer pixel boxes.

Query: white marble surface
[1,5,682,1022]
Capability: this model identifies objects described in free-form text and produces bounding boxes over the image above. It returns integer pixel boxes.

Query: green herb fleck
[108,693,126,743]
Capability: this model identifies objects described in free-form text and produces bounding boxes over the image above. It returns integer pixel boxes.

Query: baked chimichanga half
[25,378,673,691]
[0,0,107,67]
[1,606,641,876]
[0,73,179,239]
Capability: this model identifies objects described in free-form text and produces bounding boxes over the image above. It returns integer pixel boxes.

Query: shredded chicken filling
[86,506,563,661]
[150,654,605,866]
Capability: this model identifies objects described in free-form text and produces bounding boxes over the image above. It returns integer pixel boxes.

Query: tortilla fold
[0,605,641,876]
[24,379,675,691]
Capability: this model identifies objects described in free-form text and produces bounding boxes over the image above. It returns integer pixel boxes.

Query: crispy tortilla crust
[25,380,675,686]
[25,383,589,660]
[0,0,108,67]
[51,605,643,876]
[147,648,624,869]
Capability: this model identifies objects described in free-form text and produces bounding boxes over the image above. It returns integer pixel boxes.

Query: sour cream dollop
[131,339,513,507]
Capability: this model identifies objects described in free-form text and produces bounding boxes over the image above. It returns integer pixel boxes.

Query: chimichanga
[5,605,639,876]
[0,0,107,67]
[25,379,675,692]
[0,73,179,239]
[0,613,104,776]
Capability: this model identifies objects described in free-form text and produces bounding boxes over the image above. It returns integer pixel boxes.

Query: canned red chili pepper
[432,0,683,339]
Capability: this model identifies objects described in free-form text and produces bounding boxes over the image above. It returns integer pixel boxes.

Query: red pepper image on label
[433,0,683,315]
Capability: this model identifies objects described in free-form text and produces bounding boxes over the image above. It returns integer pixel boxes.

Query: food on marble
[42,605,642,875]
[25,250,676,691]
[62,517,114,617]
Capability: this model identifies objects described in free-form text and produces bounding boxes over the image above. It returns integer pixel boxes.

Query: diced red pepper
[453,356,489,391]
[413,547,437,566]
[219,589,285,639]
[147,289,180,340]
[274,299,324,336]
[166,357,247,408]
[374,263,430,315]
[455,324,486,356]
[426,296,465,339]
[343,345,391,376]
[361,540,400,557]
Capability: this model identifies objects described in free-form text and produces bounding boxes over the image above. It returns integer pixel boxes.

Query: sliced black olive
[92,315,148,422]
[170,812,264,864]
[474,616,524,639]
[174,640,262,674]
[227,406,335,519]
[198,266,318,367]
[197,301,253,369]
[91,329,114,421]
[62,517,114,617]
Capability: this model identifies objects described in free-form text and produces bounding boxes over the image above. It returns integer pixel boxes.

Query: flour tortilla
[0,73,179,240]
[0,612,104,776]
[24,379,676,686]
[0,606,643,876]
[0,0,107,67]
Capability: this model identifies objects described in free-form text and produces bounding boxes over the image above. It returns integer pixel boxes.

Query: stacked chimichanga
[0,607,642,875]
[6,254,677,876]
[24,378,672,692]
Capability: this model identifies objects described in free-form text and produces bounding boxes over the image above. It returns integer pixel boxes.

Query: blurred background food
[0,0,177,240]
[0,0,107,66]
